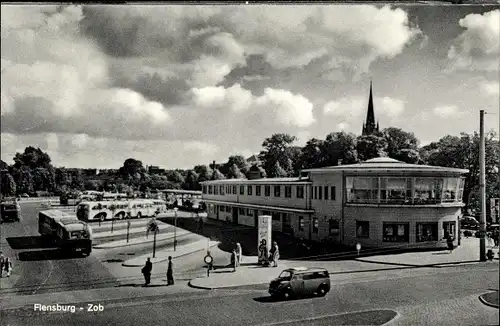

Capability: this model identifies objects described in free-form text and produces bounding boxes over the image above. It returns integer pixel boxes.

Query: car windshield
[278,271,292,280]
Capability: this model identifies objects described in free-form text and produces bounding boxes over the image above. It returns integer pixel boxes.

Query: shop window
[331,186,336,200]
[247,185,252,196]
[263,210,271,216]
[416,223,438,242]
[265,185,271,196]
[324,186,329,200]
[256,185,261,196]
[274,185,281,197]
[239,208,245,215]
[247,208,253,216]
[285,186,292,198]
[319,186,323,200]
[382,222,409,242]
[329,219,339,235]
[313,217,319,234]
[443,221,456,239]
[272,211,281,221]
[298,216,305,231]
[296,186,304,199]
[356,221,370,238]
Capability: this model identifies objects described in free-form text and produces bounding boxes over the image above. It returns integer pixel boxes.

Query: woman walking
[235,243,242,266]
[166,256,174,285]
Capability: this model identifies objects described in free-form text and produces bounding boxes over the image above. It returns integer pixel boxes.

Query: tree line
[1,127,498,213]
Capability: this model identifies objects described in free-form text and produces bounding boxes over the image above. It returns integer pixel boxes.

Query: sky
[1,4,499,169]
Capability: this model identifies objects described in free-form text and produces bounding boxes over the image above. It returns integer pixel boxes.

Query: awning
[203,199,315,214]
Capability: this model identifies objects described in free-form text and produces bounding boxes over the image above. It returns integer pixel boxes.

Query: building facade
[201,157,468,250]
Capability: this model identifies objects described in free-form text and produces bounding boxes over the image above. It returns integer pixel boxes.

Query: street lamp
[173,207,178,251]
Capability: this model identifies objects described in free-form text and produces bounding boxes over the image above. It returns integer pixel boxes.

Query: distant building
[201,157,468,250]
[361,81,380,136]
[246,154,261,166]
[148,165,166,174]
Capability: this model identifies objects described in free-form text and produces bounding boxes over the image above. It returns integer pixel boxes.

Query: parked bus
[54,218,92,255]
[39,209,78,237]
[128,199,155,218]
[159,189,205,211]
[76,200,130,222]
[0,198,21,222]
[152,199,167,215]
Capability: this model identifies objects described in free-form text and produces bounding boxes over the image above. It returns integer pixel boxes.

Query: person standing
[230,249,237,272]
[269,241,280,267]
[0,252,4,278]
[258,239,268,266]
[4,257,13,277]
[446,234,454,254]
[142,257,153,286]
[235,243,242,266]
[167,256,174,285]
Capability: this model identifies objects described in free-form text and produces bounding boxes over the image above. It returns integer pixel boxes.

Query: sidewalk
[93,230,191,249]
[91,219,168,232]
[122,240,220,267]
[93,225,173,239]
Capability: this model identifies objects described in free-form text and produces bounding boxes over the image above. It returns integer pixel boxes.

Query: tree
[32,167,56,192]
[13,146,52,169]
[183,170,199,190]
[222,155,249,176]
[193,165,213,183]
[269,161,288,178]
[227,164,246,179]
[382,127,420,163]
[13,166,34,195]
[211,169,226,180]
[259,133,297,177]
[322,132,358,166]
[1,172,17,196]
[298,138,325,170]
[55,167,69,188]
[83,180,101,190]
[0,160,9,171]
[356,134,388,161]
[119,158,146,185]
[70,170,84,190]
[166,170,185,184]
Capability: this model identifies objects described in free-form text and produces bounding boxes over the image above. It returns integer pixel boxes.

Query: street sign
[204,254,213,265]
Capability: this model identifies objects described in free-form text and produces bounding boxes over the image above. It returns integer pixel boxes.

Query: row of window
[346,177,465,204]
[312,186,336,201]
[355,221,457,242]
[203,184,305,199]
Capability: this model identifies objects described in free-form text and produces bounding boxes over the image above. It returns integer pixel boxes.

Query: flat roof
[302,157,469,174]
[201,177,311,185]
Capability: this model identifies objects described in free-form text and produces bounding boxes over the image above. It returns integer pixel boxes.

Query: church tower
[362,80,379,135]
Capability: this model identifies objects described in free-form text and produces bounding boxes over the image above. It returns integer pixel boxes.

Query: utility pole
[479,110,487,261]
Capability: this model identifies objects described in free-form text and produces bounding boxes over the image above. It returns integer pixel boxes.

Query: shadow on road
[253,295,283,303]
[6,236,58,250]
[18,249,86,261]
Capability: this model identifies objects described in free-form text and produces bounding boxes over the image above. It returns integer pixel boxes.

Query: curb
[479,292,499,309]
[93,232,190,249]
[122,242,219,267]
[188,280,213,290]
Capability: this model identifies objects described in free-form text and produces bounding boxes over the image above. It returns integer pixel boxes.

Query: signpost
[126,220,131,243]
[174,207,178,251]
[356,243,361,256]
[204,252,213,277]
[149,220,159,258]
[258,215,272,265]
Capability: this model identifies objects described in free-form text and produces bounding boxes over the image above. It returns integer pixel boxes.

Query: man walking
[269,241,280,267]
[142,257,153,286]
[0,251,4,278]
[167,256,174,285]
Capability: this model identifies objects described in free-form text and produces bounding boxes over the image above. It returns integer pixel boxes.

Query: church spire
[362,79,379,135]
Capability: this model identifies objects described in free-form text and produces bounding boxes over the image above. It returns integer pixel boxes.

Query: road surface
[2,263,498,326]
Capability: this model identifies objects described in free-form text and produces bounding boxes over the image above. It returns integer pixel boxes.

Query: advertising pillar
[258,215,272,265]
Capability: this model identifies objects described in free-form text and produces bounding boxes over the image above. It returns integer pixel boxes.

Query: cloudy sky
[1,4,499,169]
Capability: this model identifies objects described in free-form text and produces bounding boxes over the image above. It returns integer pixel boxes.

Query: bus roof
[159,189,202,195]
[39,210,77,220]
[58,220,89,231]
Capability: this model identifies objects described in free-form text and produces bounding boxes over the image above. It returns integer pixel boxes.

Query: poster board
[258,215,272,264]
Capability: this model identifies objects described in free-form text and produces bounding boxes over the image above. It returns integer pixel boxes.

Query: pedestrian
[258,239,268,266]
[270,241,280,267]
[230,249,237,272]
[166,256,174,285]
[141,257,153,286]
[197,215,204,233]
[236,243,242,266]
[494,230,499,248]
[0,251,4,278]
[446,234,454,254]
[3,257,12,277]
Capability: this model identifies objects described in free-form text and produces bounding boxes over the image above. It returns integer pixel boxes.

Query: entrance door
[232,207,238,224]
[254,210,259,228]
[216,205,220,220]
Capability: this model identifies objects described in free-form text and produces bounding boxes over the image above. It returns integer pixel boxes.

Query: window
[356,221,370,238]
[296,186,304,199]
[312,217,319,234]
[220,185,224,195]
[324,186,328,200]
[329,219,339,235]
[256,185,261,196]
[263,210,271,216]
[209,185,213,195]
[202,186,207,194]
[382,222,409,242]
[442,178,458,202]
[214,186,219,195]
[265,185,271,196]
[298,216,305,231]
[380,178,411,204]
[285,186,292,198]
[272,211,280,221]
[443,221,456,239]
[457,178,465,202]
[247,185,252,196]
[274,185,281,197]
[414,178,442,204]
[319,186,323,200]
[247,208,253,216]
[330,186,336,200]
[416,223,438,242]
[232,185,237,195]
[240,185,244,195]
[282,213,293,235]
[239,208,245,215]
[314,186,317,200]
[347,177,378,203]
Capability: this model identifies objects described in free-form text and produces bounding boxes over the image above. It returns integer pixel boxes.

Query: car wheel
[282,290,292,300]
[99,214,105,222]
[317,286,327,297]
[117,212,124,220]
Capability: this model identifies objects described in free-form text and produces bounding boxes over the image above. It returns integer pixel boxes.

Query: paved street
[2,263,498,326]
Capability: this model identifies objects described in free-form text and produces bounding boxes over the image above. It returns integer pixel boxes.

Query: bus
[151,199,167,215]
[76,200,130,222]
[0,198,20,222]
[159,189,204,211]
[39,210,77,237]
[128,199,155,218]
[54,218,93,256]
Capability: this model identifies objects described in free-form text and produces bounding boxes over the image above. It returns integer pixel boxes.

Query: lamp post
[173,207,178,251]
[126,220,131,243]
[152,223,158,258]
[479,110,487,261]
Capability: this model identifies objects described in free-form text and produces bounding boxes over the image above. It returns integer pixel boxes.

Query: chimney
[337,159,342,166]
